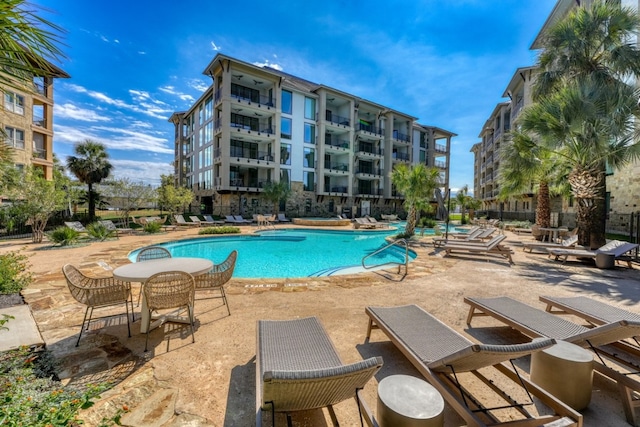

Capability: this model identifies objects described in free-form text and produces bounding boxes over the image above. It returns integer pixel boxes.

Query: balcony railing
[392,152,410,161]
[230,147,274,162]
[325,162,349,172]
[357,123,384,136]
[355,188,383,196]
[33,81,46,95]
[325,137,350,149]
[435,144,447,153]
[229,179,271,188]
[33,116,45,127]
[356,167,382,175]
[230,120,273,134]
[231,92,275,107]
[392,130,410,143]
[356,143,383,156]
[326,185,348,193]
[434,160,446,168]
[325,112,350,126]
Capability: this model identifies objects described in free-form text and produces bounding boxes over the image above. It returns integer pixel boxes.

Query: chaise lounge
[522,234,578,253]
[256,316,382,427]
[547,240,638,268]
[441,234,515,264]
[365,304,581,427]
[465,296,640,425]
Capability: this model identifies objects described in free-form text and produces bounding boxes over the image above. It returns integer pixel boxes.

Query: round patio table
[113,257,213,333]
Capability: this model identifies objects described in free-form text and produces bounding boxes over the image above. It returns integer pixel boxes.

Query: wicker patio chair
[62,264,133,347]
[143,271,196,352]
[136,246,172,262]
[465,296,640,425]
[365,304,581,427]
[194,250,237,316]
[256,316,382,427]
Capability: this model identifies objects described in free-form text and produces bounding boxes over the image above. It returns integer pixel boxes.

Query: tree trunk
[536,181,551,228]
[404,206,417,237]
[569,167,606,249]
[88,183,95,222]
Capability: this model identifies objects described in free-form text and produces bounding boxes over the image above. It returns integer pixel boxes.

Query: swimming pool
[129,228,417,278]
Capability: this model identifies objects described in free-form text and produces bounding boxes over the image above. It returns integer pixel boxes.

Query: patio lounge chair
[99,220,133,237]
[432,227,488,247]
[174,214,199,227]
[365,216,388,228]
[522,234,579,253]
[354,217,376,229]
[277,213,291,222]
[203,215,225,226]
[441,234,515,264]
[365,304,581,427]
[233,215,251,224]
[65,221,88,233]
[540,295,640,326]
[548,240,638,267]
[465,296,640,425]
[189,215,216,226]
[256,316,382,427]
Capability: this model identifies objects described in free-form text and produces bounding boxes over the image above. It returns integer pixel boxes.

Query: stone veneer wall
[606,160,640,234]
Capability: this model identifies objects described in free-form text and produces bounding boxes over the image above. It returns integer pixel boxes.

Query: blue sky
[35,0,557,192]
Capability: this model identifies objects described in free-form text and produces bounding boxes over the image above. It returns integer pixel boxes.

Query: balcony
[357,122,384,136]
[325,185,348,194]
[325,111,350,127]
[355,167,382,179]
[324,162,349,172]
[434,144,447,154]
[231,91,275,108]
[355,142,383,157]
[392,152,410,162]
[434,160,446,169]
[33,116,45,127]
[32,148,47,160]
[325,136,350,151]
[355,188,383,196]
[230,147,274,163]
[229,178,271,190]
[392,130,410,143]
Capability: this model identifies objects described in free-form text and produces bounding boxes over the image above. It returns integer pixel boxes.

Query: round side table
[530,339,593,410]
[377,374,444,427]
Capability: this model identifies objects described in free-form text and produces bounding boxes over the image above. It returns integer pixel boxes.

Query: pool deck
[1,223,639,426]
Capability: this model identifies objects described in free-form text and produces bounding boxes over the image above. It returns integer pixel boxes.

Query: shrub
[0,346,106,426]
[0,251,33,294]
[47,226,80,246]
[418,217,437,228]
[86,222,115,241]
[198,226,240,235]
[143,221,162,233]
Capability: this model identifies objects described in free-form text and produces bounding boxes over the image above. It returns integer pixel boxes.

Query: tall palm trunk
[536,181,551,228]
[405,206,417,236]
[569,166,605,248]
[87,182,95,222]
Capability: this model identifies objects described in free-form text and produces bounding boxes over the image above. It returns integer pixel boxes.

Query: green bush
[198,226,240,235]
[418,217,437,228]
[0,251,33,295]
[47,226,81,246]
[143,221,162,233]
[86,222,115,240]
[0,346,106,426]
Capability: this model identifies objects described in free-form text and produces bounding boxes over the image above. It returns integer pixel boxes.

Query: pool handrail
[362,239,409,277]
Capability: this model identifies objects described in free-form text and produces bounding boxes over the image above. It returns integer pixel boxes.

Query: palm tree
[0,0,66,92]
[391,163,441,237]
[455,185,471,224]
[262,181,291,215]
[499,130,571,228]
[526,1,640,248]
[66,140,113,221]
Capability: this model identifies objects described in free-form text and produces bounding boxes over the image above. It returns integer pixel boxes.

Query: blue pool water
[129,228,418,278]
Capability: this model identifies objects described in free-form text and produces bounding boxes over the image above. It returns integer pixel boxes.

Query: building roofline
[501,65,537,98]
[530,0,577,50]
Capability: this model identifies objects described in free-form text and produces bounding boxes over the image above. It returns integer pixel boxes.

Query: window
[280,143,291,165]
[419,150,426,163]
[205,96,213,120]
[231,113,258,131]
[281,90,292,114]
[281,117,292,139]
[5,127,25,149]
[280,169,290,188]
[304,97,315,120]
[4,92,24,115]
[304,123,315,144]
[303,171,315,191]
[303,148,315,168]
[231,83,260,103]
[199,104,204,125]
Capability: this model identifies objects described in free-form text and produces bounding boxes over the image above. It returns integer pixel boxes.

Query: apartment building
[473,0,640,230]
[1,59,69,190]
[170,54,454,217]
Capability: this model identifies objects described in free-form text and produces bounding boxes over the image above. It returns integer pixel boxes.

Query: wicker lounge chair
[548,240,638,267]
[540,295,640,325]
[256,316,382,427]
[441,234,514,264]
[99,220,133,236]
[365,304,581,427]
[62,264,133,347]
[172,214,197,227]
[522,234,579,253]
[194,250,237,315]
[465,296,640,425]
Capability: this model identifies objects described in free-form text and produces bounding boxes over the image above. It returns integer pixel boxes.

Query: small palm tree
[262,181,291,215]
[66,140,113,221]
[391,164,441,237]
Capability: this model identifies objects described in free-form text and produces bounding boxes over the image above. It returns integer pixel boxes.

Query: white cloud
[211,41,222,51]
[56,103,111,122]
[109,159,173,186]
[254,60,283,71]
[53,124,101,144]
[187,79,209,92]
[91,126,173,154]
[159,85,195,102]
